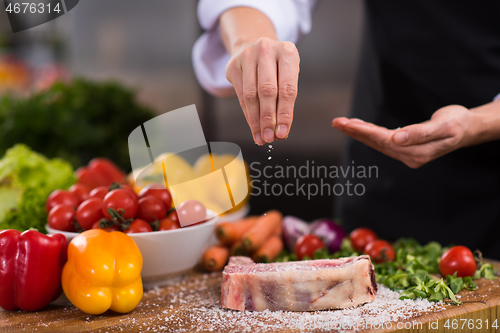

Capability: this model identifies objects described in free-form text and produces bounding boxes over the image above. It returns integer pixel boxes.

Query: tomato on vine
[124,219,153,234]
[89,186,108,200]
[102,189,138,220]
[48,204,76,232]
[139,184,172,211]
[349,228,378,253]
[440,246,477,278]
[46,190,78,213]
[76,198,105,230]
[295,234,325,260]
[364,240,395,263]
[136,196,166,223]
[158,218,181,231]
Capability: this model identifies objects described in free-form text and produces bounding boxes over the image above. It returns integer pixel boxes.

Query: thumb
[392,121,449,146]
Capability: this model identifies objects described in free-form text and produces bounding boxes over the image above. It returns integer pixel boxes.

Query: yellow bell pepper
[62,229,143,315]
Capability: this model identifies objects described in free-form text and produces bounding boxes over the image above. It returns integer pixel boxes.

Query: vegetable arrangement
[274,220,498,305]
[0,144,75,232]
[203,210,284,271]
[47,179,209,233]
[0,228,144,314]
[46,156,210,233]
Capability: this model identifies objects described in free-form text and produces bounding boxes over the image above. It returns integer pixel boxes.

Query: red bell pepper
[0,229,68,311]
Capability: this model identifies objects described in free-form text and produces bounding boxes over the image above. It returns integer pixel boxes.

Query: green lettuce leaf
[0,144,75,232]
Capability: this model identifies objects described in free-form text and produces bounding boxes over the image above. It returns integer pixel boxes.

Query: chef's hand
[331,105,474,169]
[220,7,300,145]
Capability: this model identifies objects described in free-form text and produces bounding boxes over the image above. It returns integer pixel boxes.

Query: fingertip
[332,117,349,128]
[343,121,358,132]
[393,131,409,144]
[254,133,265,146]
[263,128,275,143]
[276,125,288,139]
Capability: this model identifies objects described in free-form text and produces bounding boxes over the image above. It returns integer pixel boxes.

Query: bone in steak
[221,255,377,311]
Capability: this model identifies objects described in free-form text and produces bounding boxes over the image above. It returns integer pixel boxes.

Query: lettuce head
[0,144,75,232]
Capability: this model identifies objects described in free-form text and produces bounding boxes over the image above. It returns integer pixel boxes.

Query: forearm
[466,99,500,146]
[219,7,278,56]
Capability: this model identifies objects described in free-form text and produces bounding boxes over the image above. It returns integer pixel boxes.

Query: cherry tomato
[88,158,125,184]
[295,234,325,260]
[48,204,76,232]
[91,221,120,232]
[139,185,172,211]
[69,184,90,205]
[102,189,138,220]
[177,200,206,226]
[120,184,139,201]
[76,198,105,230]
[46,190,78,213]
[364,240,395,263]
[349,228,378,253]
[75,166,111,190]
[167,210,179,223]
[89,186,109,200]
[136,196,166,223]
[158,218,181,231]
[439,246,477,278]
[124,219,153,234]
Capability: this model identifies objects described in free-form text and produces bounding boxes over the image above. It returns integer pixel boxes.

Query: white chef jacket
[192,0,316,97]
[192,1,500,103]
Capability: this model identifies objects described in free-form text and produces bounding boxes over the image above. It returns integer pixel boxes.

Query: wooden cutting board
[1,263,499,333]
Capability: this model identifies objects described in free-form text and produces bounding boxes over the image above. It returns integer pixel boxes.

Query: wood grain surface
[1,264,499,333]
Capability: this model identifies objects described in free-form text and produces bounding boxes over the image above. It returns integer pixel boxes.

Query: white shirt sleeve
[192,0,316,97]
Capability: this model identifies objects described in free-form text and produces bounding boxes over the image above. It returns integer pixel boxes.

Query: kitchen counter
[1,263,499,333]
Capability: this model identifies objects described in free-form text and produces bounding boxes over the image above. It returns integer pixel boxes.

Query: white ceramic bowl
[46,212,219,287]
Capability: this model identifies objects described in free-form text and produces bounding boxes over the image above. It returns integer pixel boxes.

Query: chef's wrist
[220,7,278,56]
[466,99,500,146]
[229,36,269,56]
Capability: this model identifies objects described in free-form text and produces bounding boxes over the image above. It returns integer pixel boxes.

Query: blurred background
[0,0,364,220]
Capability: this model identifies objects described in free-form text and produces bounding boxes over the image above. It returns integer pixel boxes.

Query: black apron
[337,0,500,259]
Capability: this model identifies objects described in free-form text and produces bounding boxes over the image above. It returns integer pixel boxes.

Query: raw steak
[221,255,377,311]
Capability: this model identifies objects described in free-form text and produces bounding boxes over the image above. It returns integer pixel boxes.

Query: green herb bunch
[0,79,156,171]
[275,238,498,305]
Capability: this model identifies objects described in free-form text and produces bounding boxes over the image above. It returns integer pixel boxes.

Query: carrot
[203,245,230,271]
[230,239,249,256]
[215,217,258,245]
[252,235,284,263]
[272,220,282,237]
[242,210,283,251]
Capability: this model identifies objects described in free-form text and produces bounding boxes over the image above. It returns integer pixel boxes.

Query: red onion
[309,218,346,253]
[282,215,310,252]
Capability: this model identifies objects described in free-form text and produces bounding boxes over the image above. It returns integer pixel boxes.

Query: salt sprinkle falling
[267,144,274,159]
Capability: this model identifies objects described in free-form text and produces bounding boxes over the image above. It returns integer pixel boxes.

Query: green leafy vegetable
[0,144,75,232]
[0,79,155,171]
[473,250,498,280]
[464,276,478,290]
